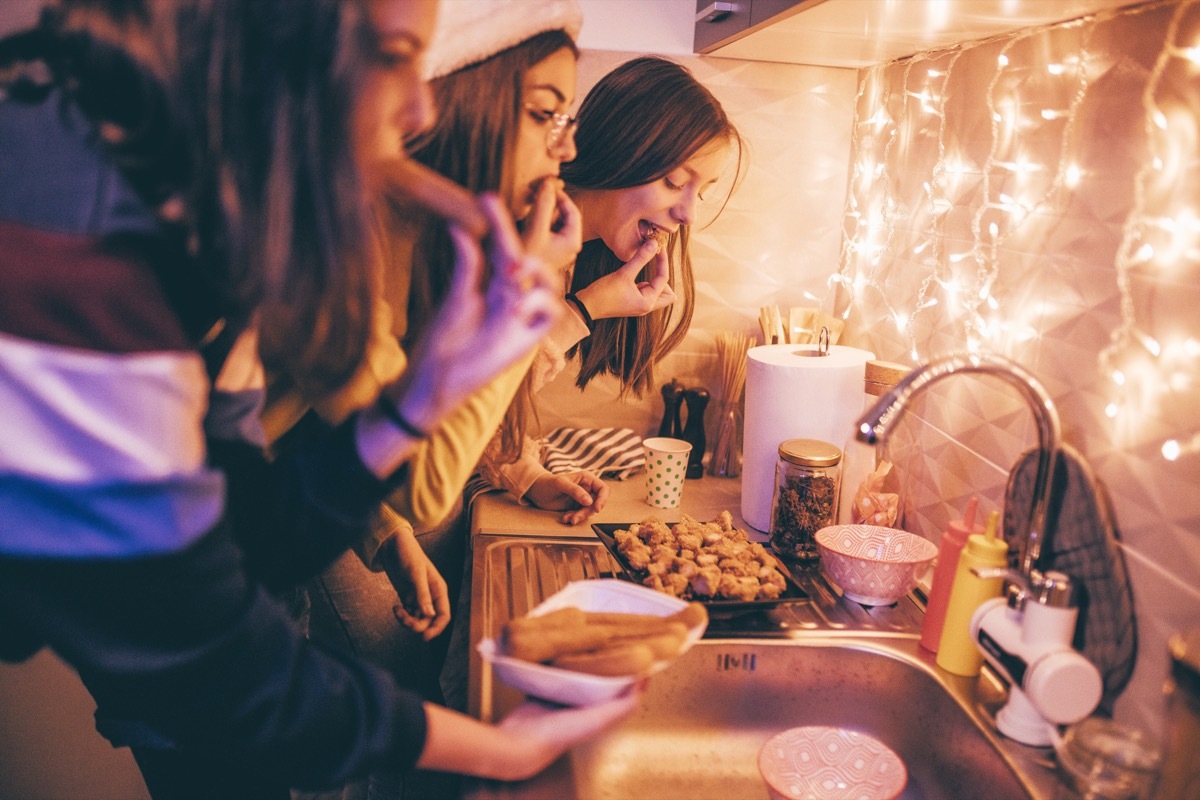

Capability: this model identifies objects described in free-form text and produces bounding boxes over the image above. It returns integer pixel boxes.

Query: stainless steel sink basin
[571,638,1039,800]
[465,537,1062,800]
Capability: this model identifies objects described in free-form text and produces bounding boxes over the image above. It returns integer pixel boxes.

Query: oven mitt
[1002,443,1137,713]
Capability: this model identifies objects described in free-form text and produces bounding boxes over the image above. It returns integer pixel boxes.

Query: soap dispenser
[919,497,981,653]
[936,510,1007,677]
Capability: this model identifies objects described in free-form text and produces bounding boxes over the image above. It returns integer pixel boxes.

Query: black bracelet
[564,292,595,333]
[375,395,429,439]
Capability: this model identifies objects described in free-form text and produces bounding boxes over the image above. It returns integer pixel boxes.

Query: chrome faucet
[854,352,1062,583]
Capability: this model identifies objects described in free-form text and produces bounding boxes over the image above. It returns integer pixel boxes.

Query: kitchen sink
[465,536,1062,800]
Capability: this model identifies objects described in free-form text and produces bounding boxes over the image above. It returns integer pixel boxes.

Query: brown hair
[2,0,381,395]
[401,29,577,459]
[562,56,744,396]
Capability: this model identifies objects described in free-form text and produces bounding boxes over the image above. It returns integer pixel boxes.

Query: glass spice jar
[769,438,842,562]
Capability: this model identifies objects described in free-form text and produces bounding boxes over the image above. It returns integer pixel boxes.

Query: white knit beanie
[423,0,584,80]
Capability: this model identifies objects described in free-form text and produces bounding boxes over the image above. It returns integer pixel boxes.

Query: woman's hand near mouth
[572,237,674,320]
[521,177,582,274]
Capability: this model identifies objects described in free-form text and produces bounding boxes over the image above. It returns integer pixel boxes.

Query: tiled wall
[833,0,1200,736]
[541,51,859,435]
[557,0,1200,738]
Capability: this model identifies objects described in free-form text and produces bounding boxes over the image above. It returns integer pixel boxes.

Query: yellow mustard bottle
[936,510,1008,677]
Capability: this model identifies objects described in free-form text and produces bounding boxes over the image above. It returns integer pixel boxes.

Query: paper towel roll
[741,344,874,532]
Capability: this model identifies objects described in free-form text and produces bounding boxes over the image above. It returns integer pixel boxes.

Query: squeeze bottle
[936,510,1007,677]
[919,497,981,653]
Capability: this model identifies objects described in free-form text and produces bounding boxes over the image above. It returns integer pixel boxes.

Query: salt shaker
[658,379,684,438]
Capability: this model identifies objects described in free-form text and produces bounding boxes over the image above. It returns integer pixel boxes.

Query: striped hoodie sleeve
[0,91,428,783]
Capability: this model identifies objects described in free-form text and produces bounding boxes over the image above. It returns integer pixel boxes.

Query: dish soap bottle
[919,497,981,653]
[936,510,1007,677]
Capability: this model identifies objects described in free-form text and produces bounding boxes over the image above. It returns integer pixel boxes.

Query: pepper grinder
[658,379,685,438]
[681,387,709,479]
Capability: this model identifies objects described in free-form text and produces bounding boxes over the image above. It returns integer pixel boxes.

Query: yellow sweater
[262,230,535,569]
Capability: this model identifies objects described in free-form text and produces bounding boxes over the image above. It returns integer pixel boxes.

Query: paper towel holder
[792,327,832,357]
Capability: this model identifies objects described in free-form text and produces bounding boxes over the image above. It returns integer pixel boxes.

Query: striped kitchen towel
[463,427,646,506]
[541,427,645,479]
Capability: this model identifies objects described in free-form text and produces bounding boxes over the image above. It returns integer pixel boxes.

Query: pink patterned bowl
[759,726,907,800]
[815,524,937,606]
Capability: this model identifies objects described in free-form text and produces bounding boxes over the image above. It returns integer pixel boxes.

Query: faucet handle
[1027,569,1077,608]
[970,567,1077,609]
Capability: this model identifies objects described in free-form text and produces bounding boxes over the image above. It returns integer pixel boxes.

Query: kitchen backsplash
[548,0,1199,738]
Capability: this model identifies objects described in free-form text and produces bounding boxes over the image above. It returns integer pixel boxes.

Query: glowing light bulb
[1162,439,1181,461]
[1138,332,1162,357]
[1105,403,1120,418]
[1065,164,1082,187]
[1112,370,1126,386]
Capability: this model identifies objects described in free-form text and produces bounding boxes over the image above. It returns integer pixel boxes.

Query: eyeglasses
[524,103,577,153]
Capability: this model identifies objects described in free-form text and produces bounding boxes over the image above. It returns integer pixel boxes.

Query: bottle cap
[944,496,981,546]
[965,510,1007,563]
[778,438,842,467]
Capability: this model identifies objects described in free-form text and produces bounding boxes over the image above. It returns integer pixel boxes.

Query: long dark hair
[400,29,577,460]
[563,56,743,396]
[0,0,379,396]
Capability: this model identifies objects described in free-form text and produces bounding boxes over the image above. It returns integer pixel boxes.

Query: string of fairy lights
[829,0,1200,462]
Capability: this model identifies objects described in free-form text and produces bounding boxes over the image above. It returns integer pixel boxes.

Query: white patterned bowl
[815,524,937,606]
[477,579,707,706]
[758,726,907,800]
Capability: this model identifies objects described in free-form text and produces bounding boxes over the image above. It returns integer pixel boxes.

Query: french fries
[501,603,708,677]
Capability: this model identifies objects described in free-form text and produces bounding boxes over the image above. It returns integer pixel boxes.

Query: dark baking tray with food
[591,523,808,610]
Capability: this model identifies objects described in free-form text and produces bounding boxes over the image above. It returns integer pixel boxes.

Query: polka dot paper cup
[642,437,693,509]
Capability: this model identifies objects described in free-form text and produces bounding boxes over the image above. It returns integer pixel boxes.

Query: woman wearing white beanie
[296,2,632,799]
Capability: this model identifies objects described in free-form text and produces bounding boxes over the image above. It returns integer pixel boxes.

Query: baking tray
[591,523,807,610]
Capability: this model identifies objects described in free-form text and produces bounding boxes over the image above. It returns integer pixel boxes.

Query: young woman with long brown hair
[0,1,638,797]
[477,55,745,524]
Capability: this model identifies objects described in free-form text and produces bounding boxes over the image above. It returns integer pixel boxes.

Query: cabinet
[693,0,823,54]
[693,0,1139,67]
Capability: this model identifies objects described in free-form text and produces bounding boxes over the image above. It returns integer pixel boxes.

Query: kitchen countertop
[470,473,752,538]
[463,475,1061,800]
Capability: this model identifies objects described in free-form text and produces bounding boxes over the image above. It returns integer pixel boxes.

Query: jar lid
[864,360,911,396]
[778,438,842,466]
